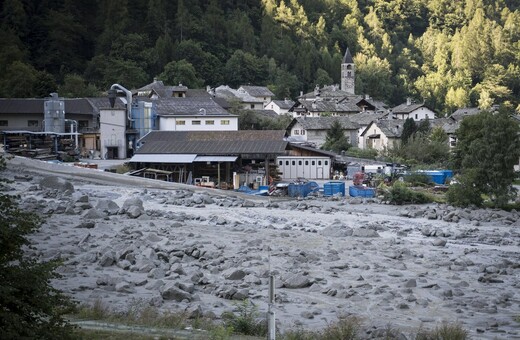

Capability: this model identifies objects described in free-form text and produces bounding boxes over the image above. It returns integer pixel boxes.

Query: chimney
[300,91,303,97]
[406,97,411,106]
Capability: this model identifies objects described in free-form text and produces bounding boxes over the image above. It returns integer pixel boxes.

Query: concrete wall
[100,109,126,159]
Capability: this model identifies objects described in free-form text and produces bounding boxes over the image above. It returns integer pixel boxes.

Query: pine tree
[0,155,75,339]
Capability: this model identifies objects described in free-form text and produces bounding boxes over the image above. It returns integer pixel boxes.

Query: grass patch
[72,299,190,329]
[415,322,469,340]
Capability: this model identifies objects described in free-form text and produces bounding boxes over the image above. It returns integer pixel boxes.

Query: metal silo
[44,93,65,133]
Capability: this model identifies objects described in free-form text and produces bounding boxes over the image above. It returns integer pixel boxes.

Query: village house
[360,118,405,151]
[238,85,275,106]
[391,98,436,121]
[285,116,360,149]
[264,99,295,115]
[210,85,264,110]
[348,112,389,149]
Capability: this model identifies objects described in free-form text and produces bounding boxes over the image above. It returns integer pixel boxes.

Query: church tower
[341,47,355,94]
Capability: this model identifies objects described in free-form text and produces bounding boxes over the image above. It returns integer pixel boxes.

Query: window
[301,130,306,135]
[221,120,230,125]
[279,161,282,166]
[325,161,328,165]
[27,120,38,127]
[298,160,302,165]
[292,161,295,166]
[415,114,418,119]
[312,161,315,165]
[250,104,255,109]
[176,120,186,125]
[305,161,309,165]
[285,161,289,166]
[192,120,201,125]
[205,120,214,125]
[294,130,300,135]
[0,120,8,127]
[78,120,89,129]
[318,161,322,166]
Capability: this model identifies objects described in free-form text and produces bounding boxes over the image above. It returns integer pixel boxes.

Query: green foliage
[159,60,204,88]
[415,322,469,340]
[237,109,291,130]
[345,147,378,160]
[0,156,75,339]
[450,109,520,208]
[0,0,518,112]
[401,118,416,144]
[403,173,433,186]
[321,119,351,153]
[221,299,267,337]
[383,181,433,205]
[446,171,484,208]
[389,132,450,166]
[59,74,100,97]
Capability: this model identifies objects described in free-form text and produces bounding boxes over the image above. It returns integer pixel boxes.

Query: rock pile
[4,168,519,339]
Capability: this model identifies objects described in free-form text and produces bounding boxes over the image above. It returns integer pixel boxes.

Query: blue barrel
[349,185,376,198]
[288,182,312,197]
[324,181,346,197]
[424,171,446,184]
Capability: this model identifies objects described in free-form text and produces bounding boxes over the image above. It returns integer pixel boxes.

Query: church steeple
[341,47,355,94]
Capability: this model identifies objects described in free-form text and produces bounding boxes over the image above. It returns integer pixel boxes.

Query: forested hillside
[1,0,519,115]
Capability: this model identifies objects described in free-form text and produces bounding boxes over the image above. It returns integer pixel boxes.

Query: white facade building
[159,115,238,131]
[99,108,127,159]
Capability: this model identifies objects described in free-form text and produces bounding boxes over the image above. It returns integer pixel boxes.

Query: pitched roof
[214,85,262,103]
[271,99,295,109]
[297,99,360,113]
[0,98,102,115]
[153,97,233,116]
[450,107,481,121]
[362,119,404,138]
[239,85,274,97]
[134,80,209,98]
[299,85,350,100]
[430,117,459,134]
[391,102,426,114]
[137,130,287,155]
[342,47,354,64]
[290,116,360,131]
[249,109,279,118]
[348,112,388,126]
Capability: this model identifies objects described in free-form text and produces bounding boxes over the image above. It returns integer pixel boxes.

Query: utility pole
[268,274,275,340]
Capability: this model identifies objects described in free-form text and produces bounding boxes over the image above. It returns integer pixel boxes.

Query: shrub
[445,174,483,208]
[346,147,378,160]
[221,299,267,337]
[383,181,433,205]
[415,322,469,340]
[403,173,433,186]
[320,316,360,340]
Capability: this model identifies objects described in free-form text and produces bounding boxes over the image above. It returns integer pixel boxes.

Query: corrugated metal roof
[129,154,197,163]
[194,156,238,162]
[136,130,287,155]
[0,98,101,115]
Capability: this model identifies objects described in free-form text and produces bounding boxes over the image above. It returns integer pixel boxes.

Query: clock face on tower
[345,79,354,88]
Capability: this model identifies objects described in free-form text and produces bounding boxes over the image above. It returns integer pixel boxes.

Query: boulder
[161,283,193,302]
[39,176,74,194]
[283,273,312,288]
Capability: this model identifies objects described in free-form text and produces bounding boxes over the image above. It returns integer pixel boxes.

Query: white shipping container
[276,156,331,180]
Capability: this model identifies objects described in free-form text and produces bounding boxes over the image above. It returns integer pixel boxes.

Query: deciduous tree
[449,109,520,208]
